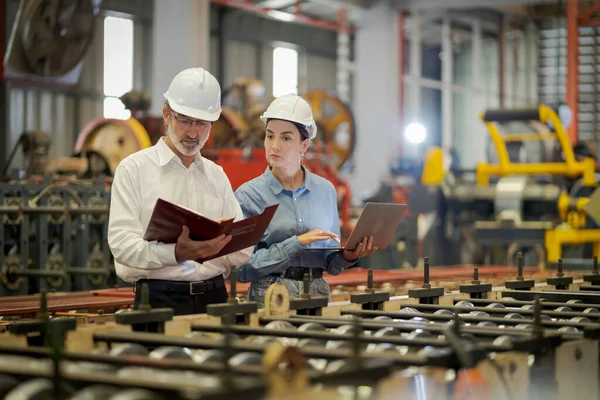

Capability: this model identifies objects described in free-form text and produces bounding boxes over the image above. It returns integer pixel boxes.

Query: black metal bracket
[206,268,258,325]
[115,283,173,333]
[546,259,573,290]
[459,267,492,299]
[583,256,600,286]
[408,257,444,304]
[505,252,535,290]
[350,269,390,310]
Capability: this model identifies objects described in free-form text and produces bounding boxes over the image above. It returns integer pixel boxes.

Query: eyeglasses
[169,109,212,128]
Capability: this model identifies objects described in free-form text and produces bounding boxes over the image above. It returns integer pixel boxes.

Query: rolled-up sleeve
[107,163,178,269]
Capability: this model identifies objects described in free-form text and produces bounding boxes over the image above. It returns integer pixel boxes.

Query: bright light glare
[405,122,426,144]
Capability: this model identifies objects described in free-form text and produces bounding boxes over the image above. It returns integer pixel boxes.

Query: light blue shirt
[234,166,357,283]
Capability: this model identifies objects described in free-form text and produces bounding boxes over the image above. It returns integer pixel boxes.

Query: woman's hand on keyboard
[298,229,340,246]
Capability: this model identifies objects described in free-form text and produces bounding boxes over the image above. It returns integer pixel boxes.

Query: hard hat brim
[164,93,221,122]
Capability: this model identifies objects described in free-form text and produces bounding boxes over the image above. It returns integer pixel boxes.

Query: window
[103,16,134,119]
[272,47,298,97]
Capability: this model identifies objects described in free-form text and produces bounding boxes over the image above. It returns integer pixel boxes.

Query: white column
[337,29,353,103]
[472,19,485,166]
[409,11,422,121]
[350,1,400,203]
[402,12,421,160]
[441,15,453,150]
[150,0,211,116]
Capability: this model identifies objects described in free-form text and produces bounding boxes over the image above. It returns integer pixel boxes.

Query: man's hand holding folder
[174,226,232,263]
[143,198,278,264]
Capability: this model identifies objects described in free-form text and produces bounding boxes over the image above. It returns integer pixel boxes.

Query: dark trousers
[133,282,228,316]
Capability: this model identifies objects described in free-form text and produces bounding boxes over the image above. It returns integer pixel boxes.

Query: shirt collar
[265,165,313,195]
[156,137,204,170]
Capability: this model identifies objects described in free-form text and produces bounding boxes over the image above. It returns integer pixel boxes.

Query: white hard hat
[260,94,317,139]
[163,67,222,122]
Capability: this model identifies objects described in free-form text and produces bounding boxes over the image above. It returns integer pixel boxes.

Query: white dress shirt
[107,138,253,283]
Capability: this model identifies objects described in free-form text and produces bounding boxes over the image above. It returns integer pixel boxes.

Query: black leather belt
[135,275,225,296]
[270,267,323,281]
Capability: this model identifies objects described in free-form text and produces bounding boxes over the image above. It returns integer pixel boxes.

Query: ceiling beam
[256,0,297,9]
[392,0,583,10]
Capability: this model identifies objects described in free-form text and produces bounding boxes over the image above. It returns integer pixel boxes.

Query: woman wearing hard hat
[234,94,377,306]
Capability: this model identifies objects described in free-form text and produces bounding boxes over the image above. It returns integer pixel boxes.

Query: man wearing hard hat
[107,67,253,316]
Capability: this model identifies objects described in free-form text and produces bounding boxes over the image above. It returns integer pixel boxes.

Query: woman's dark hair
[266,119,310,141]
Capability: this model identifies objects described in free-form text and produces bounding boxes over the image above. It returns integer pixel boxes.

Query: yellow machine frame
[476,104,597,186]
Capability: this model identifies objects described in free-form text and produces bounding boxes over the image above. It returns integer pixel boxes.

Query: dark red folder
[143,198,278,263]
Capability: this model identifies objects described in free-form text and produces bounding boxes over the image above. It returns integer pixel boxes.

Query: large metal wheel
[74,117,152,175]
[208,87,356,170]
[304,91,356,170]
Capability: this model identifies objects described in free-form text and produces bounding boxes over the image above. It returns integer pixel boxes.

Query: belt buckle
[189,281,205,295]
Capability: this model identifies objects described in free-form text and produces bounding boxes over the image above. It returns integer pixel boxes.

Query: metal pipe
[341,309,594,330]
[93,331,432,366]
[0,343,262,375]
[261,315,581,340]
[192,323,461,348]
[499,14,506,107]
[0,206,108,214]
[567,0,580,143]
[398,10,406,157]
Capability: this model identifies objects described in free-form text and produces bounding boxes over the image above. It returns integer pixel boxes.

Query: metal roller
[366,342,396,353]
[70,385,120,400]
[504,313,524,319]
[264,320,296,330]
[184,331,213,340]
[455,301,474,308]
[307,358,328,371]
[250,336,280,345]
[109,343,149,357]
[192,349,225,364]
[228,352,263,367]
[297,338,324,348]
[148,346,193,360]
[4,378,74,400]
[109,389,166,400]
[297,322,326,332]
[373,327,401,337]
[324,359,353,374]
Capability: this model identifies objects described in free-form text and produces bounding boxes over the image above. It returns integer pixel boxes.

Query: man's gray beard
[166,124,205,156]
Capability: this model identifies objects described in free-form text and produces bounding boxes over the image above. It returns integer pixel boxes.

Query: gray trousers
[248,274,331,308]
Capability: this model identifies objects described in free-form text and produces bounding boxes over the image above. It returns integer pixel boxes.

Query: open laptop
[306,202,407,251]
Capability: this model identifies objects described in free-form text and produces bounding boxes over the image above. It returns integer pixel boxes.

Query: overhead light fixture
[267,9,296,22]
[404,122,426,144]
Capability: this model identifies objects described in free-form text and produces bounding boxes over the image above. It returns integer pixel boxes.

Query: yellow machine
[420,104,600,269]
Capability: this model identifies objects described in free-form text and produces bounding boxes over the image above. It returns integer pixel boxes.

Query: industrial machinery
[411,104,600,270]
[0,175,113,297]
[0,258,599,399]
[0,80,359,296]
